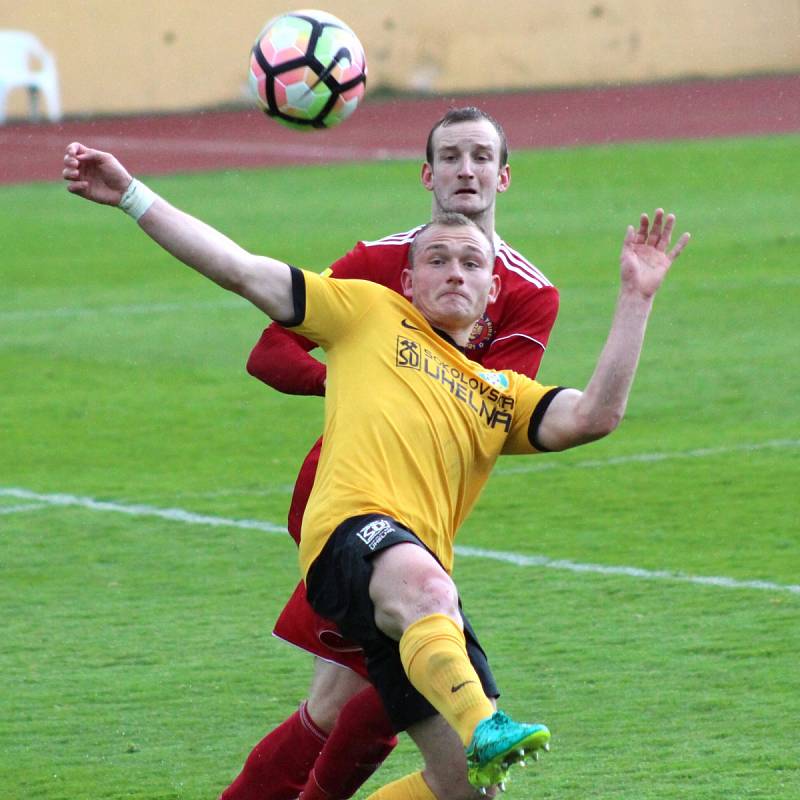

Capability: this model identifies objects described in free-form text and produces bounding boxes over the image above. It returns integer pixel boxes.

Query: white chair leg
[44,75,62,121]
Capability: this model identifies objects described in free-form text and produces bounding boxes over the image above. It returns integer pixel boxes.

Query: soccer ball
[249,9,367,130]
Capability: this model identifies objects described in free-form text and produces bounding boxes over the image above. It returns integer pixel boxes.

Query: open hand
[620,209,691,298]
[62,142,133,206]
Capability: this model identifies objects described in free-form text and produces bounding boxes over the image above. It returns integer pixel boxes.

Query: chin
[449,198,478,212]
[434,307,474,330]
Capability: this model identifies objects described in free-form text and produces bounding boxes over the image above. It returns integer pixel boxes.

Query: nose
[445,260,465,282]
[457,156,474,178]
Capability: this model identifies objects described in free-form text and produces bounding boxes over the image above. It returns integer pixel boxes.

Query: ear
[421,162,434,191]
[487,273,501,306]
[496,164,510,195]
[401,267,414,299]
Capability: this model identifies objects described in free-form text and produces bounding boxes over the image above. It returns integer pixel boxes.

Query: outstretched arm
[537,209,691,451]
[62,142,296,322]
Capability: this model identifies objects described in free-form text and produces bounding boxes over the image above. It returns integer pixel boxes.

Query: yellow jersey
[287,270,559,578]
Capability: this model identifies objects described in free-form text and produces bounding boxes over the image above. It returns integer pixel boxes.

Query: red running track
[1,74,798,185]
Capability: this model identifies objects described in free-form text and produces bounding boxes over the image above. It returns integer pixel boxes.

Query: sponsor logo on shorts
[356,519,393,550]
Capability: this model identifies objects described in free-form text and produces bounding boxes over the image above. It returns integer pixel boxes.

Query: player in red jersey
[221,107,559,800]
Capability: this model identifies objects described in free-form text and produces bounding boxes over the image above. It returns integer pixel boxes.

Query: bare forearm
[535,210,688,453]
[575,289,653,437]
[139,198,251,288]
[136,196,294,320]
[537,290,653,451]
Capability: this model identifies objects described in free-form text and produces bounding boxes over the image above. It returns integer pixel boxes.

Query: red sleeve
[329,239,404,287]
[481,285,560,379]
[246,323,326,396]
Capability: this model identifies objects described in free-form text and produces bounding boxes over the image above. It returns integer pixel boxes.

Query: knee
[370,546,461,637]
[413,573,460,621]
[377,572,461,637]
[306,663,369,732]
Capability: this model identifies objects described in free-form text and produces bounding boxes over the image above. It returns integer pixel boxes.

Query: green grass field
[2,134,799,799]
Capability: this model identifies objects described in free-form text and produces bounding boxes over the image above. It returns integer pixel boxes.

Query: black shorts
[305,514,499,732]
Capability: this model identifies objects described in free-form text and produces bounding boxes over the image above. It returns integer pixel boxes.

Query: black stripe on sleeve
[274,266,307,327]
[527,386,567,452]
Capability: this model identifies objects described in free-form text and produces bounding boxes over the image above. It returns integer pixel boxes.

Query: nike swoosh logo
[401,319,421,331]
[451,680,477,693]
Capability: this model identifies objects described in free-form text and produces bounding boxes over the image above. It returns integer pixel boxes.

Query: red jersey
[247,227,559,390]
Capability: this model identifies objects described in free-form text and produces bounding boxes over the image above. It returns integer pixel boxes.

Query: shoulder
[299,270,396,324]
[360,226,423,249]
[494,238,554,290]
[306,269,387,298]
[330,227,421,283]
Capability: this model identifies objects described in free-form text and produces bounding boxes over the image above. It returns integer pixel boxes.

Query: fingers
[62,150,83,182]
[63,144,82,180]
[65,141,99,163]
[646,208,664,246]
[636,213,649,243]
[63,141,100,184]
[63,141,104,170]
[668,232,691,261]
[624,224,636,246]
[652,208,678,250]
[636,208,687,255]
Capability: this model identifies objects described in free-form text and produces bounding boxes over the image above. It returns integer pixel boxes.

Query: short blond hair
[409,212,494,268]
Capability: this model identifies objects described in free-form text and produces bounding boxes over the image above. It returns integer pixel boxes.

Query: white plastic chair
[0,30,62,123]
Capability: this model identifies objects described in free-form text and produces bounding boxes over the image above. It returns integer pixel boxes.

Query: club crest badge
[478,370,510,391]
[467,312,495,352]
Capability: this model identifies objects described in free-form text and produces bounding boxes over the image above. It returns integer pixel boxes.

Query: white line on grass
[454,546,800,594]
[3,485,798,596]
[0,488,284,533]
[494,438,800,476]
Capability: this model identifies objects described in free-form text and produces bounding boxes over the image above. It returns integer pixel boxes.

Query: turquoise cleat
[465,710,550,791]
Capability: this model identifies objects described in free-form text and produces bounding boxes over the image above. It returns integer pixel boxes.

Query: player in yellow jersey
[63,141,690,798]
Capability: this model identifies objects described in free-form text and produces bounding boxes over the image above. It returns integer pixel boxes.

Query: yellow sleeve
[502,377,565,455]
[287,270,386,349]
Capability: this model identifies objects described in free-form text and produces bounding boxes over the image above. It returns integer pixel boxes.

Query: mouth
[454,189,477,196]
[439,291,469,301]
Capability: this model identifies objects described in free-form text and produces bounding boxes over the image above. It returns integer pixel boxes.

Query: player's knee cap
[417,575,460,619]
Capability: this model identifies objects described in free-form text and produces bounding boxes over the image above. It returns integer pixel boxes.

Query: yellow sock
[366,771,436,799]
[399,613,494,746]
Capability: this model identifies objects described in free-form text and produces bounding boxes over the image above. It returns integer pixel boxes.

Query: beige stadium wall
[2,0,799,118]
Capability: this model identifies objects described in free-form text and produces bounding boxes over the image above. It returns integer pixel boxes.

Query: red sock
[221,702,327,800]
[301,686,398,800]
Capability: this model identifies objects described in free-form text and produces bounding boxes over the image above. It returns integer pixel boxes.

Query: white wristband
[118,178,157,221]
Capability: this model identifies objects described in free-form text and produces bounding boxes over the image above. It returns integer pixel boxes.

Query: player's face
[401,224,500,342]
[421,119,510,218]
